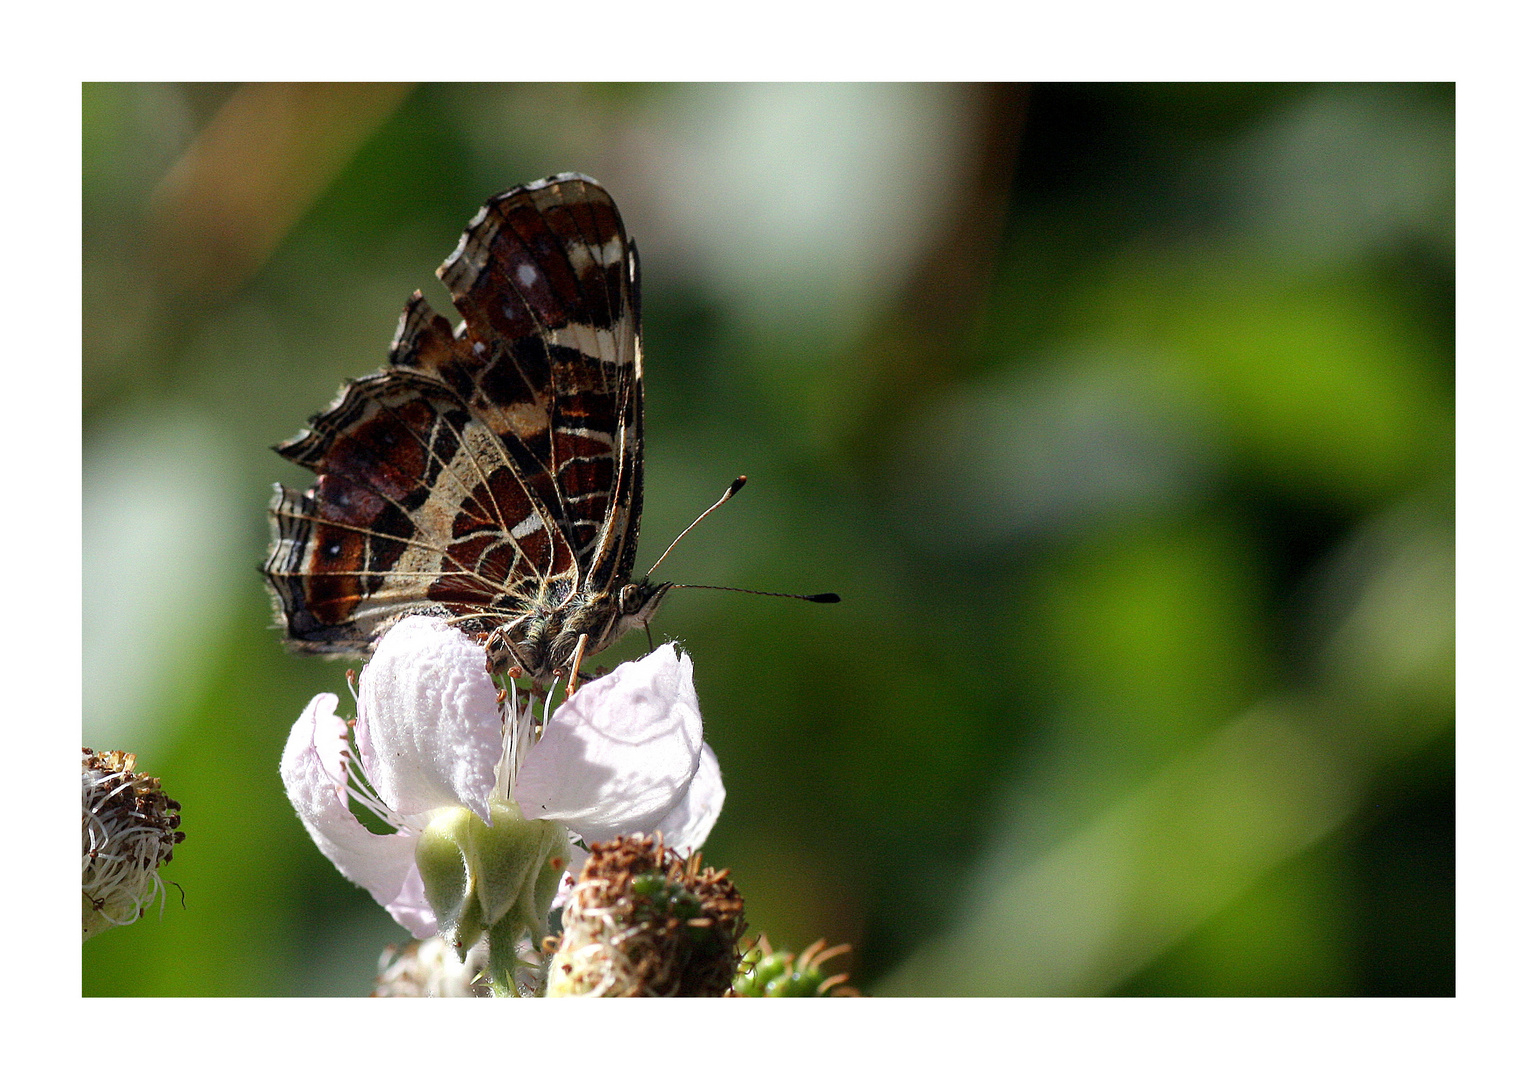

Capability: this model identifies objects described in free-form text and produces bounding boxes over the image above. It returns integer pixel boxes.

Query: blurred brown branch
[148,82,414,303]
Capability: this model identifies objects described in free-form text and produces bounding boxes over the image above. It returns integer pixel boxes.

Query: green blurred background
[82,83,1453,996]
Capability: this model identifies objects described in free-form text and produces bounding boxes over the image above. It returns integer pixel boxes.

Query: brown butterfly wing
[264,174,642,660]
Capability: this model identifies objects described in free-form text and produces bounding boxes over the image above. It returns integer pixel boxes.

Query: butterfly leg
[484,625,522,679]
[564,633,590,698]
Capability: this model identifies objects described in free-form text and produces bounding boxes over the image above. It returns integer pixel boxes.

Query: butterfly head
[615,579,673,638]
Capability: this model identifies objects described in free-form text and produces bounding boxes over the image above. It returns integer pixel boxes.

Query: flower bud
[415,802,569,960]
[733,934,858,996]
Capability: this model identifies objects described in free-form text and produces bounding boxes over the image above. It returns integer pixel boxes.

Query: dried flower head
[372,936,490,998]
[547,833,746,997]
[371,931,552,997]
[82,748,185,940]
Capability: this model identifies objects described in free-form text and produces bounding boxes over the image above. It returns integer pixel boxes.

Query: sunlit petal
[356,616,502,824]
[514,644,702,843]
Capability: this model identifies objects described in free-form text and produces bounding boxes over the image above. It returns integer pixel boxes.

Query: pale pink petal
[514,644,701,844]
[655,742,724,854]
[356,616,502,824]
[282,693,421,924]
[291,692,351,807]
[540,832,583,913]
[384,867,437,938]
[549,866,580,912]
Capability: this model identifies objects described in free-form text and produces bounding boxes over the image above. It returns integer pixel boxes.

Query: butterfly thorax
[486,578,672,683]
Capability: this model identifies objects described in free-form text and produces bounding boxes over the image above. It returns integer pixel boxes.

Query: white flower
[280,615,724,942]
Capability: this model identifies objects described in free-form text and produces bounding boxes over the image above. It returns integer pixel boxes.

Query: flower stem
[483,914,525,997]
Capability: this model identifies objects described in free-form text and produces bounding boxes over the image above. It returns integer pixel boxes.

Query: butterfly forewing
[264,174,649,679]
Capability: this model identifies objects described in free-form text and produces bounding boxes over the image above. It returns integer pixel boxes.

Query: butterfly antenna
[668,584,840,604]
[645,476,748,579]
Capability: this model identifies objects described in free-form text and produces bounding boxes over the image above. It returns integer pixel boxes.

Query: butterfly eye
[618,583,640,611]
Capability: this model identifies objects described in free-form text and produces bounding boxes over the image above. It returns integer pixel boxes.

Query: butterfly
[264,174,670,685]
